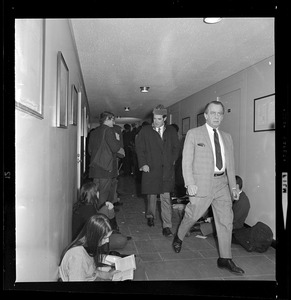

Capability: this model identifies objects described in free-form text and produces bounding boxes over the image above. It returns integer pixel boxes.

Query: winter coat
[135,124,180,194]
[88,124,121,179]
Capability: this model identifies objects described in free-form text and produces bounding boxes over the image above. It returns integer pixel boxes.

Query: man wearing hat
[135,105,180,237]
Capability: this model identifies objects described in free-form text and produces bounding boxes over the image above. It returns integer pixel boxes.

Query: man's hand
[140,165,150,172]
[232,188,239,201]
[187,185,198,197]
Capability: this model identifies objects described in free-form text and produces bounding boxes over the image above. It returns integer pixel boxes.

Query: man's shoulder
[188,125,205,135]
[140,124,153,133]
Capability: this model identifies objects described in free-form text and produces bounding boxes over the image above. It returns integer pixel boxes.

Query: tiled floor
[115,175,276,281]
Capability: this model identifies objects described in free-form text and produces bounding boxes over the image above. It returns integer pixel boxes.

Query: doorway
[218,89,241,173]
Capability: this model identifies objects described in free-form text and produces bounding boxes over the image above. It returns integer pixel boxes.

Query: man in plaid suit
[172,101,245,275]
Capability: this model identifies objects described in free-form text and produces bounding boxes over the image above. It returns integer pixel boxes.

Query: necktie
[213,129,222,170]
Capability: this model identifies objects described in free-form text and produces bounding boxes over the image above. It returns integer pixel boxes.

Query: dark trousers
[93,178,112,206]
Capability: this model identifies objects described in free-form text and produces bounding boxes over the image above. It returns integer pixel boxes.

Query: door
[218,89,241,174]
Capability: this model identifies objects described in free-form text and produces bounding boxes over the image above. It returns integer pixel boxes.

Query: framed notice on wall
[15,19,45,119]
[56,51,69,128]
[254,93,275,132]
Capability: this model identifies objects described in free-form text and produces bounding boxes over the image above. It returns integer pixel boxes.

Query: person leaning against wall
[108,120,125,207]
[88,111,121,207]
[172,100,245,275]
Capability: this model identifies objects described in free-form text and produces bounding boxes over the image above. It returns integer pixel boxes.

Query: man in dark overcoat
[135,105,180,237]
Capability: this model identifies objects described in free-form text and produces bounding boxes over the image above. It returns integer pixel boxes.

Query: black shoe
[127,236,132,240]
[217,258,245,275]
[114,202,123,207]
[162,227,173,237]
[172,235,183,253]
[147,218,154,227]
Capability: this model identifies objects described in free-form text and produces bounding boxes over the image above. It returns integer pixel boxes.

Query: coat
[182,124,236,197]
[88,124,121,179]
[135,124,180,194]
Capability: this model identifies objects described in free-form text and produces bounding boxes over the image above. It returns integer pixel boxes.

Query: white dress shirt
[156,125,164,138]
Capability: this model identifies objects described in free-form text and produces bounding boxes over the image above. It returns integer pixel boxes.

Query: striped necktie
[213,129,222,170]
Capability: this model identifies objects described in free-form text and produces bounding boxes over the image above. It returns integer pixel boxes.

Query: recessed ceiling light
[140,86,150,93]
[203,18,222,24]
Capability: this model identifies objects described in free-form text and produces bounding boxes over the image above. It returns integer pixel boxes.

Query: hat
[153,105,167,116]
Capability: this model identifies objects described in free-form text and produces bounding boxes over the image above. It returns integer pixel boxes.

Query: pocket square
[197,143,205,147]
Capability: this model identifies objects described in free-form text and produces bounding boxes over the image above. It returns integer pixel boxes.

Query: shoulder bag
[90,127,113,171]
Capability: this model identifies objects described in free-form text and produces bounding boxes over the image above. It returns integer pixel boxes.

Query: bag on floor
[232,221,273,253]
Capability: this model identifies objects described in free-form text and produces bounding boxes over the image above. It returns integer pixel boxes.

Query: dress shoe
[162,227,173,237]
[217,258,245,275]
[172,235,183,253]
[147,218,154,227]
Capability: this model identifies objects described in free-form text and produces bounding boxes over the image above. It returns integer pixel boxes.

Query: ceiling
[70,18,274,125]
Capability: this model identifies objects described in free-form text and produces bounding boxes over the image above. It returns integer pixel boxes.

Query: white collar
[205,123,219,134]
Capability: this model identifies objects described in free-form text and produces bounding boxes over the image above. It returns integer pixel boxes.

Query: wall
[15,19,88,281]
[168,56,275,237]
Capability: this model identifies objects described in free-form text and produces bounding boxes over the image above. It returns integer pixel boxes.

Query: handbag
[89,127,113,171]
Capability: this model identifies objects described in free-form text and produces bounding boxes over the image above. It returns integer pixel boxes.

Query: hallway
[114,175,276,281]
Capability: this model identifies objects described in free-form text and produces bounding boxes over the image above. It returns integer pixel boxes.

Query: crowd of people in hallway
[58,101,261,281]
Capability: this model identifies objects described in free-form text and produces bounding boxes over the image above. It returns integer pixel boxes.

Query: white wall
[168,56,275,237]
[15,19,88,281]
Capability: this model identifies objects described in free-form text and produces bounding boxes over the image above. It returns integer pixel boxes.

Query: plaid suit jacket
[182,124,236,197]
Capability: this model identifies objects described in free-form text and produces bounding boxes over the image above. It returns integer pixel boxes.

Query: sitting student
[59,214,146,281]
[189,175,250,236]
[72,182,131,251]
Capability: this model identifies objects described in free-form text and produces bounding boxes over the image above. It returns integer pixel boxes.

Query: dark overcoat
[135,124,180,194]
[88,124,121,179]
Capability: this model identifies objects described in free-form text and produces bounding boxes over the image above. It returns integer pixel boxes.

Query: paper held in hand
[112,255,136,281]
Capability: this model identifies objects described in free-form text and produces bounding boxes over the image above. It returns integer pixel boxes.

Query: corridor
[114,174,276,281]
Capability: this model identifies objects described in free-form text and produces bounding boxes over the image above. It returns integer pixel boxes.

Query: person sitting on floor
[59,214,146,281]
[189,175,250,237]
[72,182,131,251]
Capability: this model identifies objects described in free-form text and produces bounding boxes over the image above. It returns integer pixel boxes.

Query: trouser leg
[177,196,212,240]
[146,194,157,219]
[160,192,172,228]
[211,180,233,258]
[93,178,112,207]
[108,177,118,204]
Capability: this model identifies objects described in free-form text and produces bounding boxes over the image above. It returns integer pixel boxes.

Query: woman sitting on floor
[59,214,146,281]
[72,181,131,251]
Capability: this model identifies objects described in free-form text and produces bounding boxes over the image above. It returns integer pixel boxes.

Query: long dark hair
[59,214,112,267]
[73,182,100,213]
